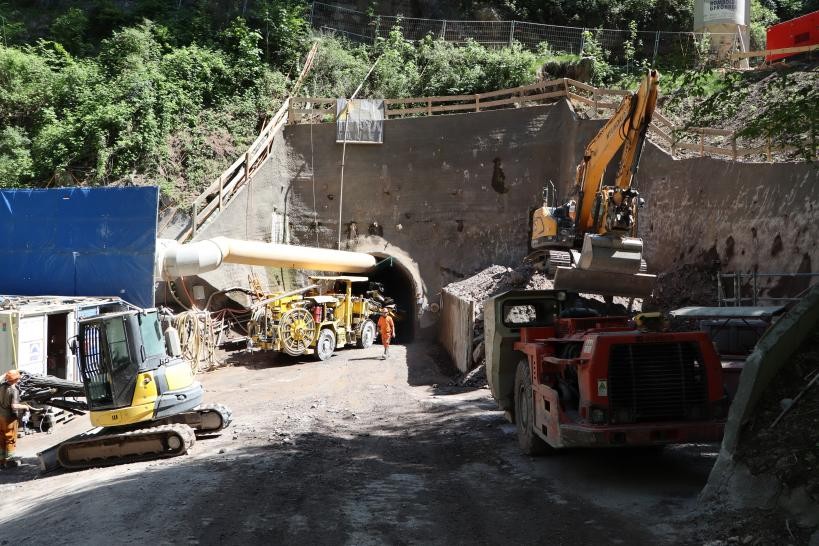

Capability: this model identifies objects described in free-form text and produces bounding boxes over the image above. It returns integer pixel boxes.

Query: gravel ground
[0,340,721,545]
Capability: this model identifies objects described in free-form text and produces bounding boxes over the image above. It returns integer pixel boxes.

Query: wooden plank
[688,126,735,136]
[701,144,733,155]
[568,92,594,106]
[652,110,675,129]
[291,97,337,104]
[522,90,568,102]
[477,85,529,100]
[649,123,673,144]
[674,141,703,152]
[478,96,521,109]
[289,43,319,98]
[564,78,596,93]
[290,108,330,116]
[540,78,565,88]
[729,43,819,60]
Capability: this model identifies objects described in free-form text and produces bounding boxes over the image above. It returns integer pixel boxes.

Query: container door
[19,315,47,375]
[0,313,15,373]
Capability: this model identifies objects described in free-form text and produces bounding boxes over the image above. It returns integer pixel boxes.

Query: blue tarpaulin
[0,187,158,308]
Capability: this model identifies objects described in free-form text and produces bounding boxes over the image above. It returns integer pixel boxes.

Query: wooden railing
[181,75,803,241]
[289,78,799,162]
[728,43,819,60]
[178,98,290,242]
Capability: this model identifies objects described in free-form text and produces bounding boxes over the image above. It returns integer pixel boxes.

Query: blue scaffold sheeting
[0,187,158,308]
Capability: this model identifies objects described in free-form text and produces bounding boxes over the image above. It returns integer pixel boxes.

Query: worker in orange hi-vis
[1,370,34,469]
[377,308,396,360]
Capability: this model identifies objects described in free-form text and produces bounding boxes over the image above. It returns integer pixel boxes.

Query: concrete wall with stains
[636,145,819,297]
[282,102,580,306]
[187,98,818,309]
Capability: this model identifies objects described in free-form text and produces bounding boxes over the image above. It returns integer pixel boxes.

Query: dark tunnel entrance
[356,255,417,343]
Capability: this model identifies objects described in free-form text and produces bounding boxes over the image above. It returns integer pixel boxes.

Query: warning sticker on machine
[597,379,608,397]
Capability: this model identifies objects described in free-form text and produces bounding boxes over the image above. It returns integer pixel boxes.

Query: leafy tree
[0,126,33,186]
[251,0,310,68]
[581,30,612,86]
[750,0,779,50]
[50,7,90,56]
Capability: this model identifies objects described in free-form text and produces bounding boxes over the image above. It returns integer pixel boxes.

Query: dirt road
[0,340,716,545]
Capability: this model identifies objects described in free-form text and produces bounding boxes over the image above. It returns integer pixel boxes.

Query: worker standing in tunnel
[377,308,396,360]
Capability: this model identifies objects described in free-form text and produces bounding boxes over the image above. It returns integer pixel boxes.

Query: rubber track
[57,423,196,470]
[196,403,233,432]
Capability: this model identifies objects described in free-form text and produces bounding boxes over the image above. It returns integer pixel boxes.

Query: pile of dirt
[648,262,718,311]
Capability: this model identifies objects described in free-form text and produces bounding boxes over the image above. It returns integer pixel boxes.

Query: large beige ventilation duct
[158,237,377,279]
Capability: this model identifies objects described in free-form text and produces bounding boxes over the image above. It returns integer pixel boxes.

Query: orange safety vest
[377,315,395,337]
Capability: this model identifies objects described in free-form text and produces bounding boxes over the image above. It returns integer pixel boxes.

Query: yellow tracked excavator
[31,238,378,471]
[39,308,232,471]
[529,69,660,298]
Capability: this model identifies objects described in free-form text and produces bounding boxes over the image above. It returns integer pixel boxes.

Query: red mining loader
[485,290,728,453]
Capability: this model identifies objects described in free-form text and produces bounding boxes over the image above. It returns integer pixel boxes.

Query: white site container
[0,296,125,381]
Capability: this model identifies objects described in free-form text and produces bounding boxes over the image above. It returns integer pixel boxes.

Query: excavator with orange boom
[529,69,660,298]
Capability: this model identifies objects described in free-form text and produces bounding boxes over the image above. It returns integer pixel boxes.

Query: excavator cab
[76,309,203,427]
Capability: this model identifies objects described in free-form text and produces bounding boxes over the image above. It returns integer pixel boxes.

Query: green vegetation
[0,1,814,204]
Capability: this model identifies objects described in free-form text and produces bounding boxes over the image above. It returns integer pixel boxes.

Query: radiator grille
[608,342,709,423]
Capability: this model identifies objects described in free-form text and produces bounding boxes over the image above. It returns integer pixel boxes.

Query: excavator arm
[530,69,660,298]
[575,69,659,233]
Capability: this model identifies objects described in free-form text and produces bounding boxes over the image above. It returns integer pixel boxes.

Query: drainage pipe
[158,237,376,279]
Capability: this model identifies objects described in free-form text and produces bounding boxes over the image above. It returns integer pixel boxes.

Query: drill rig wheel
[314,329,336,361]
[279,308,317,356]
[357,320,376,349]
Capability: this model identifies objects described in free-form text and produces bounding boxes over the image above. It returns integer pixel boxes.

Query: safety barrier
[289,78,799,161]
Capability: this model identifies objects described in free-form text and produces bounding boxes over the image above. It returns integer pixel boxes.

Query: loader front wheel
[357,320,376,349]
[514,359,549,456]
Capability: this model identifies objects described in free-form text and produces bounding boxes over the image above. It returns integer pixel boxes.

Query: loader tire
[514,359,549,456]
[314,329,336,361]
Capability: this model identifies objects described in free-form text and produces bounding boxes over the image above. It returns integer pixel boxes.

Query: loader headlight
[590,407,608,425]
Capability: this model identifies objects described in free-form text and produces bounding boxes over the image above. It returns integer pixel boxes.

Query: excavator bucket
[577,234,644,274]
[553,267,657,298]
[554,234,656,298]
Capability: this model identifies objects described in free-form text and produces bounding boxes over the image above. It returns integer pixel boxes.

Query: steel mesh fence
[310,2,740,68]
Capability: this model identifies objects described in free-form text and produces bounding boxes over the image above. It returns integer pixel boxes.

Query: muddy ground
[1,340,722,545]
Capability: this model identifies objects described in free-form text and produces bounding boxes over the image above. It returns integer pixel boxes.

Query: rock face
[700,287,819,541]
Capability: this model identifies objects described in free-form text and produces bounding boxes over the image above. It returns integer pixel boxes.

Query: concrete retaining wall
[187,99,818,314]
[439,290,475,373]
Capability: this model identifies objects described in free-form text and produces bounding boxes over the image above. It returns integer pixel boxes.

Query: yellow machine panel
[165,360,196,391]
[90,371,157,427]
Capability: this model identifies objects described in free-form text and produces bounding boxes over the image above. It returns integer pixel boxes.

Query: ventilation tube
[158,237,376,279]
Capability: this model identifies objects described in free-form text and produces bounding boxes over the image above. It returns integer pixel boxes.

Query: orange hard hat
[4,369,21,383]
